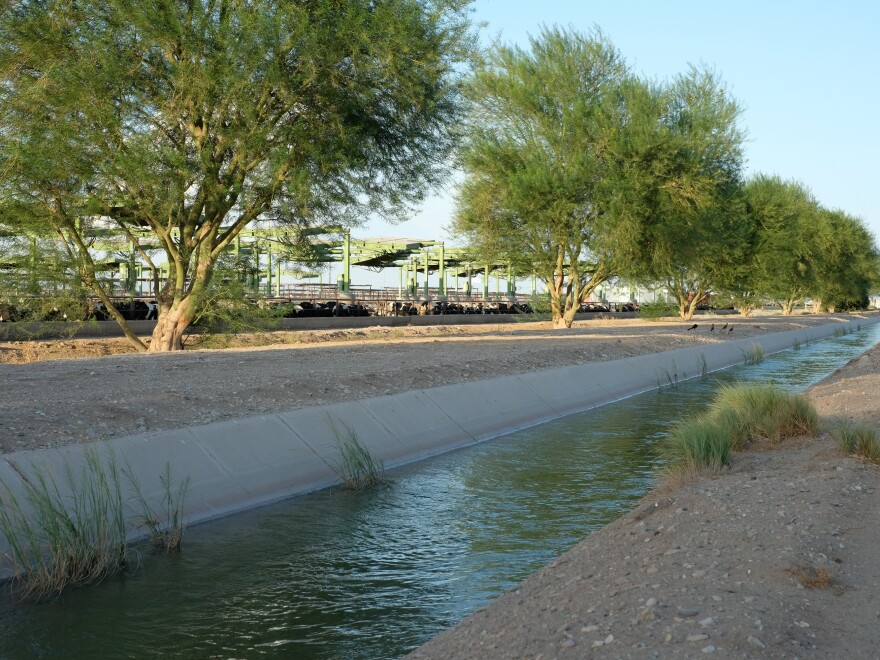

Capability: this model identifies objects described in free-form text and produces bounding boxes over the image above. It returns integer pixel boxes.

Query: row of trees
[1,6,876,349]
[453,27,878,324]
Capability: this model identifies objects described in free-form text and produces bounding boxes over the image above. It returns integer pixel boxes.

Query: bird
[728,326,734,333]
[709,323,715,331]
[687,323,698,331]
[721,323,728,330]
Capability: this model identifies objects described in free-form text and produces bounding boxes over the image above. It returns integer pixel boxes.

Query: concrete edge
[1,315,876,578]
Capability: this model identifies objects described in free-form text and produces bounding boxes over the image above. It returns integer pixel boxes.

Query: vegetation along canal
[2,325,879,659]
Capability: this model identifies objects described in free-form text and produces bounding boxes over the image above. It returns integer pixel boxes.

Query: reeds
[833,420,880,462]
[663,384,819,475]
[327,419,385,491]
[124,462,191,551]
[0,449,128,600]
[0,450,190,600]
[742,343,765,365]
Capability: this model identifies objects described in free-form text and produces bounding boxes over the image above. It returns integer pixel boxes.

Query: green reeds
[742,343,765,365]
[327,420,385,491]
[124,462,191,551]
[664,384,819,475]
[0,451,191,601]
[833,420,880,462]
[0,449,128,601]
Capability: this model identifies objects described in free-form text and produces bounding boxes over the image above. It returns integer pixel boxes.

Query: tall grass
[0,451,191,600]
[664,384,819,475]
[124,462,191,551]
[833,420,880,462]
[0,449,128,600]
[742,343,765,365]
[327,419,385,491]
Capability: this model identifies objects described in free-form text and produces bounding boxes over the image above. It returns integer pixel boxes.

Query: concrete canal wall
[1,316,876,577]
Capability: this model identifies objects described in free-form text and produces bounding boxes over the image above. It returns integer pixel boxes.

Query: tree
[808,209,878,312]
[619,66,747,320]
[739,175,819,315]
[453,27,637,328]
[0,0,474,350]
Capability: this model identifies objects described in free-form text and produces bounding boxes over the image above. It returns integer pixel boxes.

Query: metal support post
[438,243,446,297]
[341,231,351,293]
[423,251,429,298]
[483,264,489,300]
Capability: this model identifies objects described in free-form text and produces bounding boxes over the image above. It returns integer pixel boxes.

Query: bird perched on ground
[728,326,734,333]
[721,323,728,330]
[710,323,715,331]
[687,323,698,331]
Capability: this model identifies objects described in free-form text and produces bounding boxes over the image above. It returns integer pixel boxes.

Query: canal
[1,324,878,658]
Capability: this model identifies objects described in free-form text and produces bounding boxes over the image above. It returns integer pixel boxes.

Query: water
[2,324,878,659]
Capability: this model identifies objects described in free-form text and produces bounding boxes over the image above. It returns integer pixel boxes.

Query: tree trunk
[149,301,197,352]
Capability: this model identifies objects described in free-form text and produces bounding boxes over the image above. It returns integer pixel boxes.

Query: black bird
[710,323,715,331]
[728,326,734,333]
[687,323,698,331]
[721,323,728,330]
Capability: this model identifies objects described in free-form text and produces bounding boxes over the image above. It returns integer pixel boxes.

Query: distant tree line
[453,27,879,323]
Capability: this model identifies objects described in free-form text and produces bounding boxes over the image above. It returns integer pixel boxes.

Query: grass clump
[0,451,191,601]
[327,420,385,491]
[663,384,819,475]
[638,301,678,321]
[124,462,191,551]
[0,449,128,601]
[833,420,880,462]
[742,343,765,365]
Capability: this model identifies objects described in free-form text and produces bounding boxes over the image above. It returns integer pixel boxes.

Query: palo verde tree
[619,66,748,321]
[740,175,819,315]
[453,27,636,328]
[808,208,879,312]
[0,0,474,350]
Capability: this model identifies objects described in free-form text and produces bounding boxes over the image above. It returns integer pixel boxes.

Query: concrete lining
[1,316,876,577]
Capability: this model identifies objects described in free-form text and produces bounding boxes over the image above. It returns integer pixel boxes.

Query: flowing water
[2,324,878,659]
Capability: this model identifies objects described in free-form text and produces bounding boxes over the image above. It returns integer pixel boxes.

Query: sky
[356,0,880,288]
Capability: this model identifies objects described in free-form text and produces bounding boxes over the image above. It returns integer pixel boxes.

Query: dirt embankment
[0,314,859,455]
[409,341,880,658]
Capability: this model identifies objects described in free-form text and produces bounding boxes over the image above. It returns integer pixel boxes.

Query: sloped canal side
[1,324,879,658]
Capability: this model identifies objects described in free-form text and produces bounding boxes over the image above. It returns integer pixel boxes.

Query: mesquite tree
[0,0,474,350]
[453,27,634,328]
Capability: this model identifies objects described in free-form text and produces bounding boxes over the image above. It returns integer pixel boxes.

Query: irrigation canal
[2,324,879,659]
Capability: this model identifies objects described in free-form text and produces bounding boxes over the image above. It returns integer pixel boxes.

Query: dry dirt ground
[411,334,880,658]
[1,312,879,657]
[0,313,863,455]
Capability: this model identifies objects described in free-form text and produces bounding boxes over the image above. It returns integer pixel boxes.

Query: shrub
[663,384,820,475]
[833,421,880,462]
[327,419,385,491]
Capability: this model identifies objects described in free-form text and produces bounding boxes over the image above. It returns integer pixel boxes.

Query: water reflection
[1,324,878,659]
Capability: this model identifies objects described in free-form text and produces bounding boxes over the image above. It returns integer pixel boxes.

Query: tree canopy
[453,29,749,324]
[0,0,475,350]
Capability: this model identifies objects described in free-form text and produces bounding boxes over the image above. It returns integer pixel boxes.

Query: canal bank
[410,335,880,659]
[1,315,876,579]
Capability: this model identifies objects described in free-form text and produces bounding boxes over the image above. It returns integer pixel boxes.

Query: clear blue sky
[364,0,879,261]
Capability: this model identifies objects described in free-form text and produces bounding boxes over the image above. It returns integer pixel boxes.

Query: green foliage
[616,66,748,321]
[453,27,634,327]
[123,462,190,552]
[0,0,476,350]
[327,420,385,491]
[0,449,191,600]
[0,449,128,601]
[833,421,880,462]
[663,384,819,475]
[664,417,732,472]
[742,344,765,365]
[638,301,678,320]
